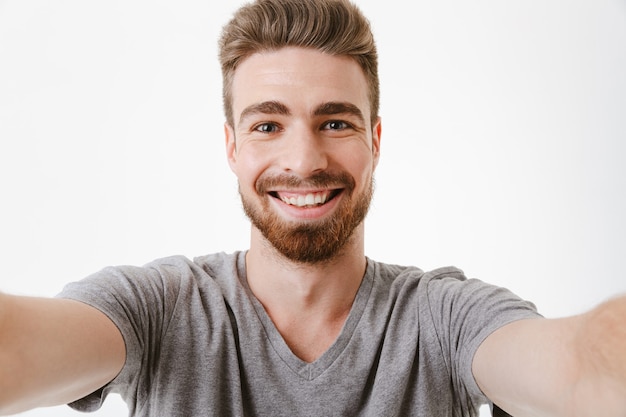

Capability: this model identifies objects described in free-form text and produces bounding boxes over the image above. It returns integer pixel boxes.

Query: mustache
[256,171,356,195]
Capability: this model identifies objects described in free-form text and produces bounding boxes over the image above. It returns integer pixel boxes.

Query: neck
[245,225,367,361]
[246,225,366,313]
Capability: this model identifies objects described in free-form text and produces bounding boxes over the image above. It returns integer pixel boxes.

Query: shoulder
[367,260,476,316]
[371,259,467,292]
[370,259,538,321]
[192,251,241,279]
[58,252,242,306]
[114,251,241,284]
[372,258,464,280]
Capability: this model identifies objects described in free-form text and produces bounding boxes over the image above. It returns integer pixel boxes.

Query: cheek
[341,149,375,183]
[233,147,270,192]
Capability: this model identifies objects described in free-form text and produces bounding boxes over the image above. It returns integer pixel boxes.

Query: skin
[223,47,626,414]
[1,45,624,416]
[0,295,125,415]
[225,47,381,362]
[475,295,626,416]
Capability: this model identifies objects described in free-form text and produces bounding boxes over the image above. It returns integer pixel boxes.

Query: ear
[371,117,382,169]
[224,122,237,173]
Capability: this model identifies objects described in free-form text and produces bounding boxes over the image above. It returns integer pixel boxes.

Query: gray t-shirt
[57,251,540,416]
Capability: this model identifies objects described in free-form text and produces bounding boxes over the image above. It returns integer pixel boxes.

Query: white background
[1,0,625,416]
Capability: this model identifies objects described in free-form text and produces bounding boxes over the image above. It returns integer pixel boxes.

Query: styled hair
[218,0,379,127]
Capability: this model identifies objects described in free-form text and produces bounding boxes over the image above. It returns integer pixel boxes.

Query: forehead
[231,47,370,121]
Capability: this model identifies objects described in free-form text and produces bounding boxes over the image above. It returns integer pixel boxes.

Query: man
[1,0,625,416]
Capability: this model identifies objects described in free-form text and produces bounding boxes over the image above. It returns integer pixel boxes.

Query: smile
[270,190,342,208]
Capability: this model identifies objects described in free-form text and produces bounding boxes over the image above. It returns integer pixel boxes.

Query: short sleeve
[422,268,541,408]
[55,256,196,412]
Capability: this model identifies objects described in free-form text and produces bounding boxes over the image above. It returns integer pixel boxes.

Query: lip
[267,188,344,220]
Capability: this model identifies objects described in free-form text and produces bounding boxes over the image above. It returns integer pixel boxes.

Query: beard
[240,171,374,264]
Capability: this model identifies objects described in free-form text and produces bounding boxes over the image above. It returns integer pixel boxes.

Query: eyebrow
[239,101,291,126]
[313,102,365,125]
[237,100,366,126]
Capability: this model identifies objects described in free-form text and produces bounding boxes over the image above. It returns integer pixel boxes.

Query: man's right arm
[0,292,125,415]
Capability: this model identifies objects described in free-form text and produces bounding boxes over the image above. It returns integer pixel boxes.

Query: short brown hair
[219,0,379,127]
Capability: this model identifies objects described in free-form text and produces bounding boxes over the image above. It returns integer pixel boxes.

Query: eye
[253,122,280,134]
[323,120,351,131]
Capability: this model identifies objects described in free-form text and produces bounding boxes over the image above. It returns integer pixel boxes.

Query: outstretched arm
[473,295,626,417]
[0,293,125,415]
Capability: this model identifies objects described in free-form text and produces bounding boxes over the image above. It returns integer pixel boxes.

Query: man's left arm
[473,295,626,416]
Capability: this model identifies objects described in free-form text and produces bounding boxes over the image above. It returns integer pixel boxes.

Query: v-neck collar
[236,251,375,381]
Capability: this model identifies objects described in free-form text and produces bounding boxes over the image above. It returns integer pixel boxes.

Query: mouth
[269,189,343,208]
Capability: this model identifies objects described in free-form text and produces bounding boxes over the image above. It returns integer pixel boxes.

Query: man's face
[225,47,381,264]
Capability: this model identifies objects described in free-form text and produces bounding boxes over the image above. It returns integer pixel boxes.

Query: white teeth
[280,192,329,207]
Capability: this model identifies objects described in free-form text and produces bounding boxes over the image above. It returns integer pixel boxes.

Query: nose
[278,125,328,177]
